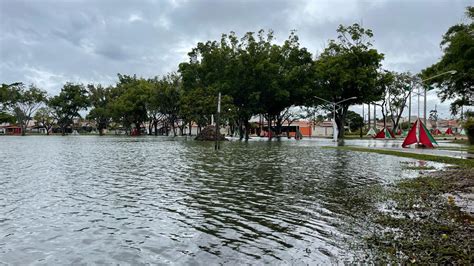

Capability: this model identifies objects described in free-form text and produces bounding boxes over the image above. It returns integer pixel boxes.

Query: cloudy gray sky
[0,0,471,118]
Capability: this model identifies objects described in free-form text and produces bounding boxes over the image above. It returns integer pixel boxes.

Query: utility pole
[408,90,411,127]
[368,103,371,129]
[373,103,376,129]
[215,92,221,150]
[362,104,365,127]
[424,86,427,125]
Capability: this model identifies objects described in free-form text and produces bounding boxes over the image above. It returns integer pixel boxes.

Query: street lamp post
[314,96,357,143]
[409,70,456,125]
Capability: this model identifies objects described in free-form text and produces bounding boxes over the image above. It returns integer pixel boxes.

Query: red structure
[0,125,22,135]
[432,128,442,135]
[374,127,395,139]
[445,127,454,135]
[402,119,438,148]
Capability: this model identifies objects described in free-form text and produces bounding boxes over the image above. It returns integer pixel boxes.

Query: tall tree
[0,83,21,123]
[109,74,149,134]
[87,84,113,135]
[345,110,364,132]
[384,72,412,131]
[421,6,473,115]
[314,24,384,138]
[34,106,55,135]
[9,84,47,136]
[49,83,89,135]
[155,74,182,136]
[256,31,315,137]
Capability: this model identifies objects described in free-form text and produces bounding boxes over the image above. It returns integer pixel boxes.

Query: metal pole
[408,90,411,127]
[368,103,371,129]
[215,92,221,150]
[373,103,376,129]
[362,104,365,127]
[417,86,420,120]
[424,86,427,125]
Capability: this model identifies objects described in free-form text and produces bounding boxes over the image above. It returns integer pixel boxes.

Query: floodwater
[0,136,444,264]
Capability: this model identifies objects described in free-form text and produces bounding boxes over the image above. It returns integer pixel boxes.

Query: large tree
[109,74,149,134]
[314,24,384,138]
[378,72,413,131]
[49,83,89,135]
[34,106,55,135]
[421,6,473,115]
[9,83,47,136]
[179,30,314,140]
[87,84,113,135]
[0,83,21,123]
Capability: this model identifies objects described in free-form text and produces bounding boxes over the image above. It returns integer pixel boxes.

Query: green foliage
[87,84,113,135]
[0,82,22,110]
[179,30,314,139]
[0,111,15,124]
[463,117,474,144]
[34,106,55,135]
[384,72,412,130]
[7,83,47,135]
[422,6,474,115]
[108,74,150,133]
[345,110,363,131]
[314,23,384,138]
[49,83,89,135]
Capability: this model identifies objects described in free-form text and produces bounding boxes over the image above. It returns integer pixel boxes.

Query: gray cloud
[0,0,471,117]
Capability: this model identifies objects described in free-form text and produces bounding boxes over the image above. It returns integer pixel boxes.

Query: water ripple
[0,136,427,264]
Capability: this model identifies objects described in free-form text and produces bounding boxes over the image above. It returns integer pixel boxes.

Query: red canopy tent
[432,128,442,135]
[402,119,438,148]
[374,127,395,139]
[445,127,454,135]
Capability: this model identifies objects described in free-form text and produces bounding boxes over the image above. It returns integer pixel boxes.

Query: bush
[463,118,474,145]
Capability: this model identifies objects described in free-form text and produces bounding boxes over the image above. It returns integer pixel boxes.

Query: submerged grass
[365,171,474,264]
[324,146,474,263]
[322,146,474,168]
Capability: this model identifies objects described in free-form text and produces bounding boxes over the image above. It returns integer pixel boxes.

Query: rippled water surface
[0,136,432,264]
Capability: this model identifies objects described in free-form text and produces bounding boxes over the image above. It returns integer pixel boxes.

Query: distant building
[0,124,22,135]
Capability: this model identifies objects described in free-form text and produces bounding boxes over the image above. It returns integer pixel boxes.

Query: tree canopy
[422,6,473,115]
[314,24,385,137]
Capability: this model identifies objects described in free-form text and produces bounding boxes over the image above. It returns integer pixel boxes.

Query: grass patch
[364,173,474,264]
[438,145,474,153]
[323,146,474,168]
[323,145,474,263]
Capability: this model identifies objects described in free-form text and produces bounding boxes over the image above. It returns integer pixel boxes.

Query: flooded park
[2,136,467,264]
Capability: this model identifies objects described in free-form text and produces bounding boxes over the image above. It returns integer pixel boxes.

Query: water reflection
[0,136,431,264]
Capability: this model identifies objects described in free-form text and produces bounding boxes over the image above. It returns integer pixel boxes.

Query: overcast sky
[0,0,471,118]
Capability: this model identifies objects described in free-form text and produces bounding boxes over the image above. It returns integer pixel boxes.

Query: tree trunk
[238,119,244,140]
[276,116,284,137]
[335,106,348,139]
[99,127,104,136]
[267,116,273,140]
[148,122,153,135]
[244,120,250,140]
[154,121,158,136]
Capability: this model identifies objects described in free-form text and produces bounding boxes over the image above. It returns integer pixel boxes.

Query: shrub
[463,118,474,145]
